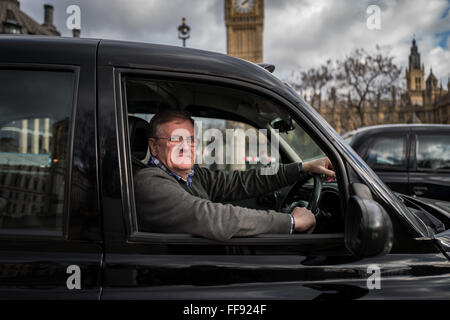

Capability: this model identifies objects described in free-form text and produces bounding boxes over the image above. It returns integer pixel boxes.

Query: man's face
[149,119,195,175]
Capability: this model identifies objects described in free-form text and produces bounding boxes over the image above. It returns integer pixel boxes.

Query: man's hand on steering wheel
[280,157,335,234]
[302,157,336,179]
[292,207,316,234]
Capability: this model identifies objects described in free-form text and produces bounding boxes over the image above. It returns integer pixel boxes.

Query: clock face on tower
[234,0,255,14]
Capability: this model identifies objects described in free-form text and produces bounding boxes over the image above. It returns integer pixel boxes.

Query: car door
[409,129,450,200]
[0,38,102,299]
[97,64,350,299]
[361,132,410,195]
[96,42,450,299]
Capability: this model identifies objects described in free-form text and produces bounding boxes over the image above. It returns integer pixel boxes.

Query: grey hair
[148,109,194,138]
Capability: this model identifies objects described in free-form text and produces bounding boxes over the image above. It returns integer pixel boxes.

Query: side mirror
[345,196,394,258]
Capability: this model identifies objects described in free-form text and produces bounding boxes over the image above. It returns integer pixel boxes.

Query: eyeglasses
[154,135,197,145]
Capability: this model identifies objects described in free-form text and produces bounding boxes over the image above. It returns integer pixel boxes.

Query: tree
[335,47,402,128]
[288,60,334,112]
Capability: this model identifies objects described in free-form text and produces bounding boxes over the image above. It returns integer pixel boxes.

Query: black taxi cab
[0,36,449,299]
[343,124,450,202]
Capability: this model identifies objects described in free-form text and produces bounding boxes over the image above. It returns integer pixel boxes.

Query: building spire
[409,36,421,70]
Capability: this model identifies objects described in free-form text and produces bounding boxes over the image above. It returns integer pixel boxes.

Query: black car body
[0,36,449,300]
[343,124,450,201]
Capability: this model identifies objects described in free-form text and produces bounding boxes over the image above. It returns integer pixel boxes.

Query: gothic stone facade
[318,39,449,134]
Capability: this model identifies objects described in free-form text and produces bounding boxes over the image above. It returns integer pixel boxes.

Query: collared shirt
[149,156,194,187]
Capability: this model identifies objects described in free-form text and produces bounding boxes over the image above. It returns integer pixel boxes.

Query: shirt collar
[149,156,194,187]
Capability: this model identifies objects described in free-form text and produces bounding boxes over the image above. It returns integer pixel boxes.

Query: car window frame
[0,63,80,240]
[114,67,349,250]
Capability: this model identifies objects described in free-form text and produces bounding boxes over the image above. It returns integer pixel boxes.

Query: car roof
[0,35,284,91]
[98,38,284,88]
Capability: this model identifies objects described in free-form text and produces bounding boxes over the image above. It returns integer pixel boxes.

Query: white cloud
[19,0,449,86]
[264,0,449,87]
[428,46,450,85]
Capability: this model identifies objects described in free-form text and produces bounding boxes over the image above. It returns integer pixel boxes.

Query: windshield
[278,120,325,162]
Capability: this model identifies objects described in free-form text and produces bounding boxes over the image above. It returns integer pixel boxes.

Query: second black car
[343,124,450,201]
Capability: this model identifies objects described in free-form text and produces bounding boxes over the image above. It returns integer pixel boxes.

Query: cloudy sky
[19,0,450,86]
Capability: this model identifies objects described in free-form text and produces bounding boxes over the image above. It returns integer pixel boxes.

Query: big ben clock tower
[224,0,264,63]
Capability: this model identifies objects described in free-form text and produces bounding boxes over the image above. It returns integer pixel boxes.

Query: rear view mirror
[345,196,393,258]
[271,118,294,133]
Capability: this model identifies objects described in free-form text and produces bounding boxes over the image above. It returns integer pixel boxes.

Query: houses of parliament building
[404,38,449,124]
[223,0,449,133]
[322,38,450,133]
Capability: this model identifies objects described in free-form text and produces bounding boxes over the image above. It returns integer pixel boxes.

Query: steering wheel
[278,173,323,216]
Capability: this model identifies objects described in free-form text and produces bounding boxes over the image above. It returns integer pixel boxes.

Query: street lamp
[177,17,190,47]
[72,28,81,38]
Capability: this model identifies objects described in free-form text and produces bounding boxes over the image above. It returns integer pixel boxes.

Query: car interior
[123,76,345,237]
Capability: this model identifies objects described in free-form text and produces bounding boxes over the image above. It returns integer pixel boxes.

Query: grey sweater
[134,163,304,241]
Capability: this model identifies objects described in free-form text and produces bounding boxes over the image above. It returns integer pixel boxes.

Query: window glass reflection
[365,136,405,168]
[0,69,74,232]
[416,135,450,170]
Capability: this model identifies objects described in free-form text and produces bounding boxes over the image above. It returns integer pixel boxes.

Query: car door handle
[413,186,428,196]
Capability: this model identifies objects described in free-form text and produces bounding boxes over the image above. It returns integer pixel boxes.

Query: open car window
[123,75,344,243]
